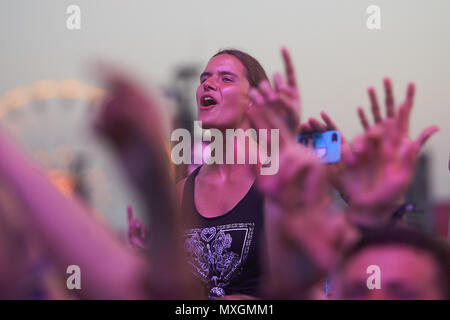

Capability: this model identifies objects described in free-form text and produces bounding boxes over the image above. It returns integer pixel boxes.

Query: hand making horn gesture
[253,47,301,136]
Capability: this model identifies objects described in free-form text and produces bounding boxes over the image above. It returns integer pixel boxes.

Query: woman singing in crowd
[0,44,441,299]
[177,48,301,298]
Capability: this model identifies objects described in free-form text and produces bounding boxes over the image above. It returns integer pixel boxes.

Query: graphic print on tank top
[183,222,255,298]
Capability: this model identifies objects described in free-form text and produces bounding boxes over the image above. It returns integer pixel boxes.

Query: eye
[222,76,233,82]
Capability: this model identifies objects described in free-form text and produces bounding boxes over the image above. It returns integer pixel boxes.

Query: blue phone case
[297,130,341,163]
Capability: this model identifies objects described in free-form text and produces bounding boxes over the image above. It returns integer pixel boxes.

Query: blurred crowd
[0,47,449,300]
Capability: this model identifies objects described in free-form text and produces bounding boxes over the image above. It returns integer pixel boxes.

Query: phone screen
[297,130,341,163]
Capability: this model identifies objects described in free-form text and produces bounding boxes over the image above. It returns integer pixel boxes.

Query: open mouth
[200,95,218,109]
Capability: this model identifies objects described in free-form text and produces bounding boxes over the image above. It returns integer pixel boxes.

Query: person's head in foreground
[333,226,450,300]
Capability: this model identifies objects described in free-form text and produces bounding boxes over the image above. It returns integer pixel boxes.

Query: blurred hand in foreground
[342,79,438,226]
[247,66,358,298]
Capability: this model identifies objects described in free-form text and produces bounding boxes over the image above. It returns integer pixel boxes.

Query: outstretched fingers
[384,78,395,118]
[320,111,339,131]
[271,74,299,120]
[273,72,288,93]
[248,88,291,145]
[368,87,382,124]
[404,82,416,111]
[299,122,314,134]
[247,89,268,131]
[415,125,439,148]
[308,118,327,132]
[398,83,415,130]
[258,80,278,106]
[357,107,370,131]
[281,46,298,88]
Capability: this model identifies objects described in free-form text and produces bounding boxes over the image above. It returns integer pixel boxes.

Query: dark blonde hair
[213,49,268,88]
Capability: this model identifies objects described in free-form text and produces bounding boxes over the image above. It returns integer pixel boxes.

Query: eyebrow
[200,70,238,80]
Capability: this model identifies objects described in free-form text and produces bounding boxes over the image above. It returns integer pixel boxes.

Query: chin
[199,119,230,130]
[198,110,244,131]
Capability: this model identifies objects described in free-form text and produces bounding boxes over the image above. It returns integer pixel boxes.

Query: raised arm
[341,79,438,226]
[246,48,358,298]
[0,129,147,299]
[93,66,203,299]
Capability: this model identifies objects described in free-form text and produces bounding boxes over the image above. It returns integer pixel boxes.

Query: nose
[203,78,217,91]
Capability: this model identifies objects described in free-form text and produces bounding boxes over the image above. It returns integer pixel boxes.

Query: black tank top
[181,166,265,299]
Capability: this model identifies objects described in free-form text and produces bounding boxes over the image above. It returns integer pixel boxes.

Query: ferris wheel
[0,79,140,230]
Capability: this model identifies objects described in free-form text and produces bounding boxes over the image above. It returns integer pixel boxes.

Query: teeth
[202,96,216,106]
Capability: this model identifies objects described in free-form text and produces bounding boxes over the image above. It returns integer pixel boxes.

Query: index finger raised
[281,47,297,88]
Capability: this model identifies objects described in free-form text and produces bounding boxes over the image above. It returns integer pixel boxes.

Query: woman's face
[196,54,251,130]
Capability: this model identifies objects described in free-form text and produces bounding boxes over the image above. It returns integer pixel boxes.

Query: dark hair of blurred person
[333,226,450,300]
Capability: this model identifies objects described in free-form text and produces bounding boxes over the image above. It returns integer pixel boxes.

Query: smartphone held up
[297,130,341,164]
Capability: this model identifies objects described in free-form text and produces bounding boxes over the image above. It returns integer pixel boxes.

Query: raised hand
[358,77,398,130]
[94,66,202,299]
[256,47,301,135]
[300,111,353,194]
[342,79,439,226]
[247,74,358,298]
[93,65,168,153]
[0,101,149,299]
[357,78,438,143]
[127,205,148,249]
